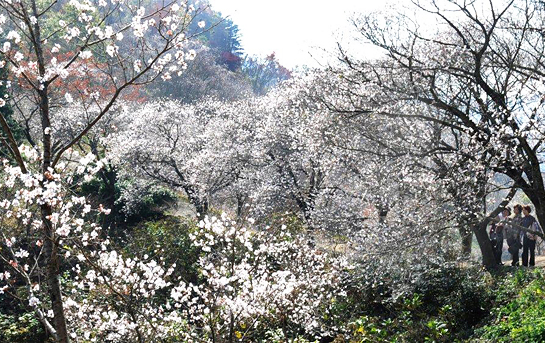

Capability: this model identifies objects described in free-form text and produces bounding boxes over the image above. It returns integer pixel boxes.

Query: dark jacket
[521,215,536,229]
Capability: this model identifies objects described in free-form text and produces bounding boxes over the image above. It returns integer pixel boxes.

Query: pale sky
[207,0,396,69]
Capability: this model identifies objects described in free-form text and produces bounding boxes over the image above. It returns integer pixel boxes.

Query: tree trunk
[41,204,69,343]
[181,182,209,221]
[236,194,245,219]
[474,187,517,269]
[535,203,545,233]
[195,198,209,221]
[36,42,70,340]
[473,220,497,269]
[523,188,545,234]
[459,227,472,257]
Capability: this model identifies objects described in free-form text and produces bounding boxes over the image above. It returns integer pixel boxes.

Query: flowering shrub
[0,147,108,334]
[0,312,45,342]
[169,214,348,341]
[57,213,350,342]
[63,249,186,342]
[0,149,348,341]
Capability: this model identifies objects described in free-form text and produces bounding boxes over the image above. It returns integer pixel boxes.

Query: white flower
[133,60,142,72]
[198,21,205,28]
[6,31,21,43]
[29,296,40,307]
[15,249,29,258]
[80,50,92,59]
[56,225,70,236]
[5,237,14,247]
[104,26,114,38]
[14,52,23,62]
[106,45,116,57]
[0,99,6,107]
[65,93,73,103]
[186,49,196,60]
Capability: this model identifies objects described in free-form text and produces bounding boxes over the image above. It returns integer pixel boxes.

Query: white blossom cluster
[0,0,196,88]
[1,147,349,341]
[0,146,110,315]
[169,214,348,340]
[63,249,186,342]
[38,213,347,341]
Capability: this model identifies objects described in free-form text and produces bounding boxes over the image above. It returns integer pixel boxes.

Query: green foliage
[409,264,494,332]
[338,265,545,342]
[259,211,307,235]
[126,216,200,284]
[0,312,47,343]
[344,292,454,342]
[117,182,177,225]
[79,173,177,233]
[474,269,545,342]
[336,263,496,342]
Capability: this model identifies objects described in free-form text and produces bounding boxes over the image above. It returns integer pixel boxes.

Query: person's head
[514,204,523,215]
[523,205,532,216]
[502,207,511,217]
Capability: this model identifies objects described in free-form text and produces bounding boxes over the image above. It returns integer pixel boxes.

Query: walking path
[533,255,545,268]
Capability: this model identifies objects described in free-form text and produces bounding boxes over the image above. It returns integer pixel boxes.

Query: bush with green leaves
[331,261,497,342]
[80,174,177,233]
[0,312,47,343]
[125,216,201,285]
[474,269,545,342]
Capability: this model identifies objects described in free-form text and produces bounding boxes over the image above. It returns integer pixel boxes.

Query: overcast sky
[207,0,397,69]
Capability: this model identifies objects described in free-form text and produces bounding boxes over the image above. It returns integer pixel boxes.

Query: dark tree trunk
[474,187,517,269]
[41,204,69,343]
[474,220,496,269]
[236,193,245,219]
[459,227,473,257]
[520,187,545,235]
[39,96,69,342]
[195,199,209,221]
[27,0,70,338]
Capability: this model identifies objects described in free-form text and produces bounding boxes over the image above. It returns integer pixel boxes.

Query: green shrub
[0,312,47,342]
[474,269,545,342]
[125,216,200,284]
[337,262,496,342]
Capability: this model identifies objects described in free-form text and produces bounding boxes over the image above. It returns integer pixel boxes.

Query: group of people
[489,204,542,267]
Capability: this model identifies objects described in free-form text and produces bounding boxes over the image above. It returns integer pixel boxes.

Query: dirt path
[500,253,545,267]
[499,239,545,267]
[533,255,545,268]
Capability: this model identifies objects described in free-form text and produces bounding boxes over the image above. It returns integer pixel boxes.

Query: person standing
[494,207,510,265]
[507,204,523,266]
[521,205,540,267]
